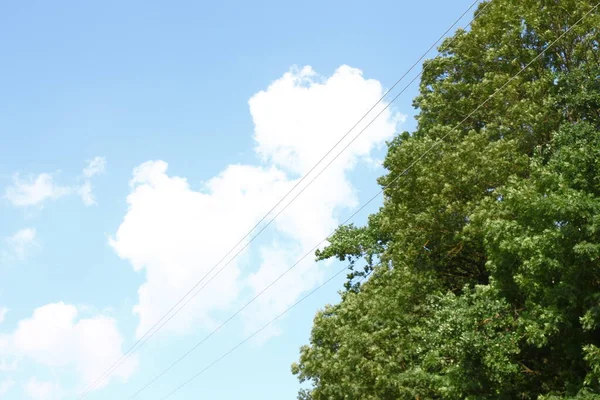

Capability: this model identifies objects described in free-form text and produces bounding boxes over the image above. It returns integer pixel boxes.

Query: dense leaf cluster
[293,1,600,398]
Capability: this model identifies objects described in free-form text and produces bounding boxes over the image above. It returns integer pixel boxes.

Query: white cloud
[239,65,402,338]
[78,181,96,206]
[0,327,19,372]
[82,156,106,178]
[242,243,326,342]
[110,161,291,337]
[4,174,71,207]
[77,157,106,206]
[23,378,63,400]
[3,157,106,208]
[251,65,401,176]
[111,65,402,341]
[363,156,384,170]
[4,228,37,261]
[0,308,7,325]
[0,357,19,372]
[2,302,136,390]
[0,378,14,395]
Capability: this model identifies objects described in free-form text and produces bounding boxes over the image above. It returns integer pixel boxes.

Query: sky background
[0,1,481,399]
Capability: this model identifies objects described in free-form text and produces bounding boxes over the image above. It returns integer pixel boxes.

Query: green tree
[293,1,600,398]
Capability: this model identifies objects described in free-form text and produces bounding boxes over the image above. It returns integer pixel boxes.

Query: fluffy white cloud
[23,378,63,400]
[3,157,106,208]
[4,228,37,261]
[2,302,136,390]
[0,378,14,395]
[251,65,401,176]
[111,65,402,340]
[110,161,291,337]
[4,174,70,207]
[239,65,402,338]
[241,243,327,342]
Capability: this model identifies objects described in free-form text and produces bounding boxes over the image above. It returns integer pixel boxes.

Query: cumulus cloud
[1,302,136,390]
[0,308,7,324]
[239,65,402,338]
[111,65,403,341]
[251,65,401,176]
[3,157,106,208]
[110,161,291,337]
[23,378,63,400]
[4,228,38,261]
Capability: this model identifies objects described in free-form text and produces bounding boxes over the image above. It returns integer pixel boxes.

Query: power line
[128,262,349,399]
[76,1,485,397]
[154,3,600,399]
[124,3,494,398]
[156,263,352,400]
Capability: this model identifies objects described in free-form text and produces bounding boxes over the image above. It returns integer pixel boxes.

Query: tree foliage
[293,1,600,398]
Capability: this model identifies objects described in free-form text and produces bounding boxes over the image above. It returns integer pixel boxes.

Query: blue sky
[0,1,481,399]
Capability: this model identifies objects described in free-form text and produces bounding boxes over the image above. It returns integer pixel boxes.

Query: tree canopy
[292,1,600,398]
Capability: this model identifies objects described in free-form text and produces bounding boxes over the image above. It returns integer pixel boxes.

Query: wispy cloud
[3,157,106,208]
[4,228,37,261]
[4,174,70,207]
[0,378,15,396]
[82,156,106,179]
[78,157,106,206]
[23,377,63,400]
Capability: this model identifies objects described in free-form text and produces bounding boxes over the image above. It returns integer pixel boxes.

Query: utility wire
[158,263,351,400]
[76,1,485,397]
[155,3,600,399]
[125,3,494,398]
